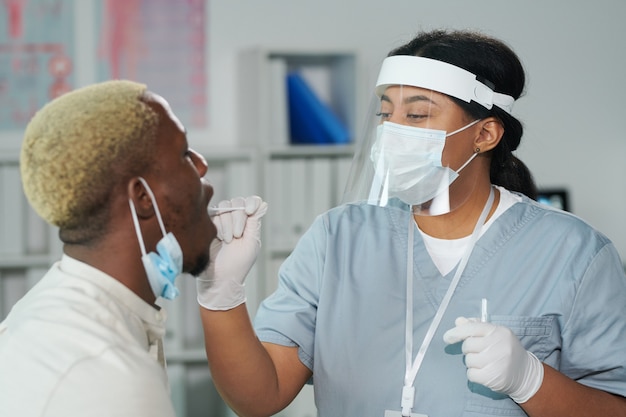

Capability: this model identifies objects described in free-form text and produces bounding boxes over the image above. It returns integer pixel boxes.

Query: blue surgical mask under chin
[129,177,183,300]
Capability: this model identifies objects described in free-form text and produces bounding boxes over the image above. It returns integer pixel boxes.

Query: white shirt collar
[58,254,166,344]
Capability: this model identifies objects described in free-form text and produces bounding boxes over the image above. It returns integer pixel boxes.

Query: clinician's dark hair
[388,29,538,199]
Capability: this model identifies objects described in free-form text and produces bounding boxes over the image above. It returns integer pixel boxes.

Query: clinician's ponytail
[388,29,538,199]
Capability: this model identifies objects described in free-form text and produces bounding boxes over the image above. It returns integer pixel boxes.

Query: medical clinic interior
[0,1,625,417]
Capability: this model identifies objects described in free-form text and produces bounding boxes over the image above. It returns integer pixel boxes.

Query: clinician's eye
[375,111,392,121]
[406,113,427,120]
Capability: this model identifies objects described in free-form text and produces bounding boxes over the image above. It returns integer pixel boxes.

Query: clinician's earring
[475,147,481,153]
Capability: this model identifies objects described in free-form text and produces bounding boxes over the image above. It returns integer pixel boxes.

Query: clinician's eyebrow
[380,94,439,106]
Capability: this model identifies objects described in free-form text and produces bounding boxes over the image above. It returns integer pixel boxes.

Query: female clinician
[198,29,626,417]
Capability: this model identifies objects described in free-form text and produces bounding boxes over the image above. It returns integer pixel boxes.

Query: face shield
[342,56,514,216]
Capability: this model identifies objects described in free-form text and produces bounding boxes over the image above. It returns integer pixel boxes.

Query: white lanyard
[401,188,494,417]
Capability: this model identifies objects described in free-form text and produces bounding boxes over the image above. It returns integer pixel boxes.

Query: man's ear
[127,177,155,219]
[474,118,504,153]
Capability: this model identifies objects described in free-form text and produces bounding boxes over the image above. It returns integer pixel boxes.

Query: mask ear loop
[455,150,479,173]
[447,119,483,174]
[129,199,147,257]
[136,177,168,238]
[445,118,481,137]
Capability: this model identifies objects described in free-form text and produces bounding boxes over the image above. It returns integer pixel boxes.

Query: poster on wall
[96,0,207,128]
[0,0,74,131]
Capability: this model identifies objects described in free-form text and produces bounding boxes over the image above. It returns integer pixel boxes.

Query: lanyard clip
[401,385,415,417]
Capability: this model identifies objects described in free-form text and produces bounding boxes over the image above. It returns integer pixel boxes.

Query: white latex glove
[443,317,544,403]
[197,196,268,310]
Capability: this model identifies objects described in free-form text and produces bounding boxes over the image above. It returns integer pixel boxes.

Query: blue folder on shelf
[286,72,351,145]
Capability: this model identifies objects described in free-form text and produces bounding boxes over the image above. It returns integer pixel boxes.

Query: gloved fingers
[244,195,262,215]
[463,350,493,369]
[443,318,495,345]
[460,331,497,354]
[215,200,233,242]
[252,200,268,219]
[466,366,498,387]
[208,235,223,260]
[213,197,249,241]
[443,326,465,345]
[243,196,268,220]
[455,316,474,326]
[211,210,224,242]
[241,197,268,242]
[196,237,223,282]
[229,197,247,238]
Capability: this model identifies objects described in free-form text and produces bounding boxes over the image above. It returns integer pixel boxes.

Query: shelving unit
[237,47,360,417]
[238,48,358,148]
[0,156,62,319]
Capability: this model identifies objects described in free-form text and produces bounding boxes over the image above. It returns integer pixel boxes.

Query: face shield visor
[342,56,515,216]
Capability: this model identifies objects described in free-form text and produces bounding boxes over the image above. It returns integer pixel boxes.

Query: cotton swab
[481,298,489,323]
[207,206,246,217]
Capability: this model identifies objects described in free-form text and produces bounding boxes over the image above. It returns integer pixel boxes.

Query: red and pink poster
[0,1,207,131]
[0,0,74,130]
[97,0,207,128]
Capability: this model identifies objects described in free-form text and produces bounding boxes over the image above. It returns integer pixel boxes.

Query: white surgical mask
[129,177,183,300]
[370,120,480,206]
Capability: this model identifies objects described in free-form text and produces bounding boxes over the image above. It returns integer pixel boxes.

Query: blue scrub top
[254,194,626,417]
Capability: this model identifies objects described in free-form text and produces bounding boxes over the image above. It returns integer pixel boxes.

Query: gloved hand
[443,317,544,403]
[197,196,268,310]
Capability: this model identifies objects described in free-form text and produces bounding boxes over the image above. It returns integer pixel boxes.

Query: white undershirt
[419,186,521,275]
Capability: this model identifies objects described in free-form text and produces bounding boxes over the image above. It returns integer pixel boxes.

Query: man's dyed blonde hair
[21,80,160,241]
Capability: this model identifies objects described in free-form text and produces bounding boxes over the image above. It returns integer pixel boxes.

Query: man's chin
[186,253,210,277]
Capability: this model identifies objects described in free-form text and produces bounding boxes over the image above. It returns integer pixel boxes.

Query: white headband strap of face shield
[375,55,515,114]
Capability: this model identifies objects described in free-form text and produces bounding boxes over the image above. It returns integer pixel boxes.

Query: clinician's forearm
[520,364,626,417]
[199,304,294,417]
